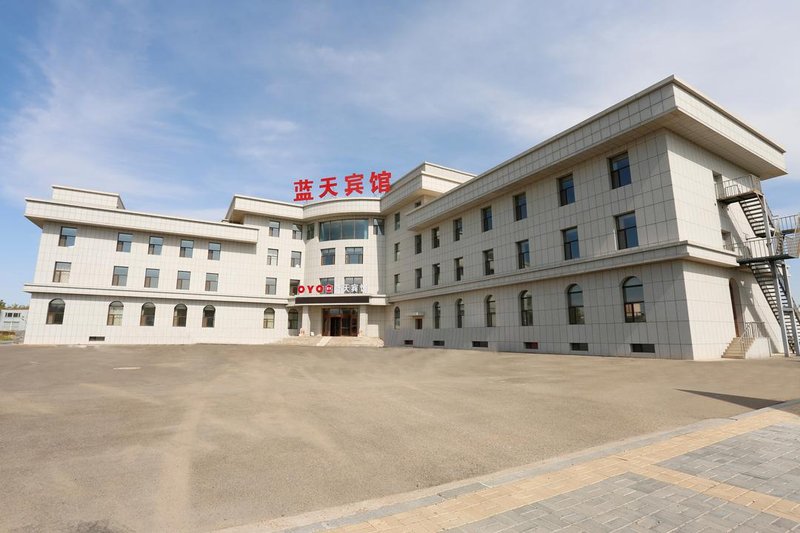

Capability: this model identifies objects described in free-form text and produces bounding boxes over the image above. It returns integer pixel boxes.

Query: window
[319,219,369,241]
[415,268,422,289]
[180,239,194,258]
[46,299,65,325]
[208,242,221,260]
[344,276,363,293]
[117,233,132,253]
[563,227,580,260]
[140,303,155,326]
[321,248,335,265]
[394,274,400,293]
[610,152,631,188]
[414,235,422,254]
[265,277,277,295]
[373,218,384,236]
[433,302,441,329]
[59,226,76,247]
[517,240,530,269]
[112,266,128,287]
[632,343,655,353]
[393,242,400,262]
[393,307,400,329]
[106,301,123,326]
[570,342,589,351]
[414,200,422,208]
[145,268,160,288]
[414,317,423,330]
[520,291,533,326]
[173,304,187,327]
[288,309,300,329]
[472,341,489,348]
[292,224,303,240]
[558,175,575,206]
[524,341,539,350]
[53,262,71,283]
[455,257,464,281]
[394,213,400,230]
[176,270,190,290]
[263,308,275,329]
[623,277,646,322]
[320,277,335,293]
[483,249,494,275]
[289,279,300,296]
[268,220,280,237]
[307,223,315,240]
[205,273,218,292]
[345,247,363,264]
[456,299,464,328]
[291,251,302,267]
[433,340,445,347]
[432,263,440,286]
[267,248,279,266]
[616,212,639,249]
[202,305,215,328]
[481,206,493,231]
[513,193,527,221]
[453,218,463,241]
[148,236,163,255]
[432,227,440,248]
[567,284,584,324]
[485,295,496,327]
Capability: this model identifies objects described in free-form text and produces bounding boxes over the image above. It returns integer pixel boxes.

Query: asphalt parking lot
[1,344,798,532]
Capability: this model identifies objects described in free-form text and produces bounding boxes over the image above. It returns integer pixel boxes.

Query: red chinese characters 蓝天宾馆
[291,171,392,202]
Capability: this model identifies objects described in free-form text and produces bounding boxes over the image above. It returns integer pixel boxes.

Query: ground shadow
[677,389,782,410]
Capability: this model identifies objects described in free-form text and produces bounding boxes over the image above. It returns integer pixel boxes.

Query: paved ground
[0,344,798,532]
[261,402,800,533]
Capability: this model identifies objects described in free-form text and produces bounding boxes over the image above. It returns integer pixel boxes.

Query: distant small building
[0,308,28,332]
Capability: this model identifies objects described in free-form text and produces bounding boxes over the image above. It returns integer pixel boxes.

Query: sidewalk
[237,400,800,533]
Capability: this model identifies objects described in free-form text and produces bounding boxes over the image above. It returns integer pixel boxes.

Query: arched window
[433,302,441,329]
[520,291,532,326]
[107,301,123,326]
[140,303,156,326]
[622,277,646,322]
[456,299,464,328]
[173,304,187,327]
[202,305,215,328]
[288,309,300,330]
[485,295,496,327]
[46,298,65,325]
[393,307,400,329]
[263,307,275,329]
[567,284,584,324]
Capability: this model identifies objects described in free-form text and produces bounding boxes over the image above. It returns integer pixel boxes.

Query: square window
[616,212,639,249]
[432,263,440,285]
[570,342,589,351]
[205,273,218,292]
[180,239,194,258]
[59,226,76,247]
[321,248,335,265]
[516,240,530,269]
[267,248,279,266]
[483,249,494,275]
[292,224,303,240]
[453,218,463,241]
[513,193,527,221]
[455,257,464,281]
[431,227,440,248]
[415,268,422,289]
[175,270,190,290]
[116,233,133,253]
[631,343,656,353]
[112,266,128,287]
[148,236,163,255]
[610,153,631,189]
[291,251,302,267]
[53,262,71,283]
[265,277,277,295]
[481,206,492,232]
[562,227,580,260]
[558,175,575,206]
[289,279,300,296]
[268,220,280,237]
[208,242,221,260]
[145,268,160,288]
[345,247,363,264]
[414,234,422,254]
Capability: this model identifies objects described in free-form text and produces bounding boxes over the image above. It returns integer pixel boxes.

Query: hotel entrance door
[322,308,359,336]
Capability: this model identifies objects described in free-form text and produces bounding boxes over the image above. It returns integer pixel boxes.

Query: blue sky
[1,0,799,305]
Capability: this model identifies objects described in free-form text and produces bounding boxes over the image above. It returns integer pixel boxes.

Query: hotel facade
[23,77,799,360]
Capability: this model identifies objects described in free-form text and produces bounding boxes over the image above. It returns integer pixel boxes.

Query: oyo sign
[296,283,367,295]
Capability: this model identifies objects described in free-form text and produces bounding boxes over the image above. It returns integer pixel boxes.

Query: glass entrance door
[323,308,359,336]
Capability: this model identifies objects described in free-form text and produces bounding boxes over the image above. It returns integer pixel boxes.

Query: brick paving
[243,400,800,533]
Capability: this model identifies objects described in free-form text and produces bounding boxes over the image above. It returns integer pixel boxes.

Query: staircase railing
[774,214,800,234]
[716,175,762,201]
[742,321,765,338]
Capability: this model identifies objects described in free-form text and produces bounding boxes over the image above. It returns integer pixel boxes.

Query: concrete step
[274,335,384,348]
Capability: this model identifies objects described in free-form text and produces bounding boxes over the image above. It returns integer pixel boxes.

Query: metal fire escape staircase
[717,176,800,356]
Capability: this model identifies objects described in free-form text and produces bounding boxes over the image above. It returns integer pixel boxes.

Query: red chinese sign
[293,171,391,202]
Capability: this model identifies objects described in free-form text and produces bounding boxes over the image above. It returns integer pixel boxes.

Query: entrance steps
[722,337,770,359]
[274,336,383,348]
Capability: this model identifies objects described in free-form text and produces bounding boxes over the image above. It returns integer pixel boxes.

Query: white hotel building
[23,76,800,360]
